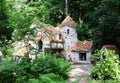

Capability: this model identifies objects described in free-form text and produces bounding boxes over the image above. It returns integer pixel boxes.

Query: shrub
[91,50,120,80]
[0,61,18,83]
[28,73,65,83]
[31,55,72,79]
[15,57,32,82]
[0,54,72,82]
[39,73,65,83]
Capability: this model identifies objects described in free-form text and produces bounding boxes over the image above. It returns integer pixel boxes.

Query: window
[59,34,62,39]
[79,53,86,61]
[38,40,43,52]
[67,29,70,34]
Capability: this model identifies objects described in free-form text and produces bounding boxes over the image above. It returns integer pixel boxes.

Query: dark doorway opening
[79,53,86,61]
[38,40,43,52]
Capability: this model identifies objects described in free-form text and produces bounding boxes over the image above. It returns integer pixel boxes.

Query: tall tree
[85,0,120,48]
[0,0,13,41]
[7,0,35,41]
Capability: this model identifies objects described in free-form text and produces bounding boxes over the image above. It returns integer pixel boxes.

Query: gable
[59,15,77,28]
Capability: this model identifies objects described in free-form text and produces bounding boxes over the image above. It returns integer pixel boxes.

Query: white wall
[86,51,92,63]
[60,26,78,59]
[68,51,91,63]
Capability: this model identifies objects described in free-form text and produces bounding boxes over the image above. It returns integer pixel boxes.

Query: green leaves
[85,0,120,48]
[77,21,93,41]
[0,54,72,82]
[91,50,120,80]
[31,55,72,79]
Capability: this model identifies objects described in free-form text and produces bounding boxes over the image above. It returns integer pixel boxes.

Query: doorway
[38,40,43,52]
[79,53,86,61]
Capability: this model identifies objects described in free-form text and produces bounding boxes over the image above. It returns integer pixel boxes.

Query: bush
[0,61,18,83]
[91,50,120,80]
[0,54,72,82]
[39,73,65,83]
[31,55,72,79]
[15,56,32,82]
[28,73,65,83]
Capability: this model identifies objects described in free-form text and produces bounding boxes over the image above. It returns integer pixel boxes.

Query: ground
[68,63,93,83]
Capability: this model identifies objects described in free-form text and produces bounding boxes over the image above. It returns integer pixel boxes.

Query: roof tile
[60,16,77,28]
[72,40,93,52]
[103,45,120,54]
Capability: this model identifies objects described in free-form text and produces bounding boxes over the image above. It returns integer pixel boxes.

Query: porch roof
[72,40,93,52]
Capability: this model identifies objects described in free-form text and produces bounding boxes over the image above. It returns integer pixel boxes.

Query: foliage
[31,55,72,79]
[91,50,120,80]
[15,56,32,82]
[77,20,92,40]
[85,0,120,48]
[27,0,65,26]
[0,61,18,83]
[0,0,13,41]
[91,49,102,65]
[0,54,72,82]
[89,78,120,83]
[0,39,14,61]
[28,73,65,83]
[39,73,65,83]
[1,0,120,49]
[7,0,35,41]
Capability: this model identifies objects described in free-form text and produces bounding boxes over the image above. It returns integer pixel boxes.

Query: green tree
[7,0,35,41]
[26,0,66,26]
[0,0,13,41]
[1,0,120,49]
[85,0,120,48]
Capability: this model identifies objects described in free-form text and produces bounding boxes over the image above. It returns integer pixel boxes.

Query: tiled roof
[45,26,60,35]
[44,26,62,42]
[103,45,120,54]
[60,15,77,28]
[51,38,65,43]
[72,40,93,52]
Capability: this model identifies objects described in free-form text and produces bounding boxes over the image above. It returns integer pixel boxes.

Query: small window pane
[67,29,69,34]
[59,34,62,39]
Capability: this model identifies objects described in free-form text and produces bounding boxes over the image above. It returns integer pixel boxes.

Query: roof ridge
[59,15,77,28]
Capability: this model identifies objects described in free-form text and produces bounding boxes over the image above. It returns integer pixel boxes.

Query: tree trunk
[65,0,68,16]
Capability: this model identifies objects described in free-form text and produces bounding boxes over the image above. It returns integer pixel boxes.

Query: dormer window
[67,29,70,34]
[59,34,62,40]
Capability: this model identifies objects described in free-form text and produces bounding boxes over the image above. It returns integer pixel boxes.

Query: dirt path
[68,63,93,83]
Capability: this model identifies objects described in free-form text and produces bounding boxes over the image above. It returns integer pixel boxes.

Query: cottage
[14,16,93,63]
